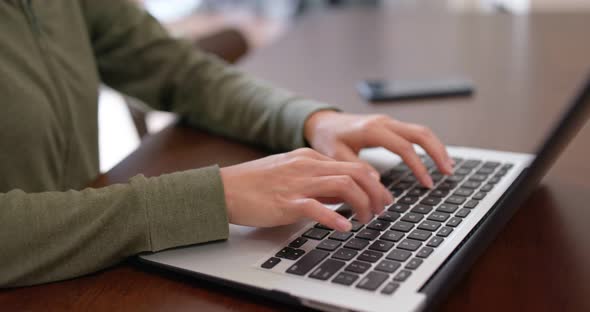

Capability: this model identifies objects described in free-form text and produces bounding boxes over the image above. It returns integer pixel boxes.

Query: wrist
[304,110,339,144]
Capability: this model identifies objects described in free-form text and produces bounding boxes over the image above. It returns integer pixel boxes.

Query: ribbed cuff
[280,98,340,150]
[131,166,229,252]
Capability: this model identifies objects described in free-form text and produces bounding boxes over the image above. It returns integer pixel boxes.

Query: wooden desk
[2,6,590,312]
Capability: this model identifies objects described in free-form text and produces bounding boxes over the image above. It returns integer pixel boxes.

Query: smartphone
[357,78,474,102]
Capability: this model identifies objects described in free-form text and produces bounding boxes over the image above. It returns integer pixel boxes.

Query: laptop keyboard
[260,155,513,295]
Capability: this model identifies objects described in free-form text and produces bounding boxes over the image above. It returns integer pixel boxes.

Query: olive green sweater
[0,0,332,287]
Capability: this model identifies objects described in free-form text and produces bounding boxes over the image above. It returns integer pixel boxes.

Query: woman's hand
[220,148,394,231]
[304,111,454,188]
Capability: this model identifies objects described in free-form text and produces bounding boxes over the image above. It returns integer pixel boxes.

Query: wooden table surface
[2,4,590,312]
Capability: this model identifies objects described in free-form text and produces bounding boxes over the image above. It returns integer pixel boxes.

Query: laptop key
[461,159,481,168]
[276,247,305,260]
[386,249,412,262]
[375,260,401,273]
[473,192,486,200]
[289,237,308,248]
[401,212,424,223]
[408,229,432,241]
[380,230,405,242]
[344,238,370,250]
[428,211,450,222]
[408,187,429,197]
[436,203,459,213]
[481,184,494,192]
[350,220,364,232]
[418,220,442,232]
[446,175,465,183]
[332,272,359,286]
[469,174,487,182]
[445,196,466,205]
[390,188,404,197]
[286,249,329,276]
[332,248,358,261]
[358,250,384,263]
[356,229,380,240]
[489,176,501,184]
[456,208,471,218]
[391,221,414,232]
[430,189,449,198]
[357,271,389,291]
[317,239,342,251]
[483,161,501,168]
[389,203,410,213]
[381,282,400,295]
[464,200,479,209]
[501,163,514,170]
[476,167,495,175]
[367,220,391,231]
[411,204,433,214]
[420,196,441,206]
[416,247,434,258]
[345,260,371,274]
[261,257,281,269]
[329,231,353,241]
[455,168,472,176]
[398,239,422,251]
[437,181,457,190]
[314,223,332,230]
[405,258,423,270]
[427,236,444,247]
[399,196,419,205]
[461,181,481,189]
[447,217,462,227]
[453,188,474,197]
[310,259,345,281]
[369,240,395,252]
[304,228,330,240]
[437,226,454,237]
[393,270,412,282]
[378,211,400,222]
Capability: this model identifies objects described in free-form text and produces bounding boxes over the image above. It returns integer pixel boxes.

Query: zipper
[20,0,73,189]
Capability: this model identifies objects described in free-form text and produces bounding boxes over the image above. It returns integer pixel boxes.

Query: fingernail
[423,176,434,189]
[336,218,352,232]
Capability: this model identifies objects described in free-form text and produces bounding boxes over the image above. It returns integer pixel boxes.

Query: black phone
[357,78,475,102]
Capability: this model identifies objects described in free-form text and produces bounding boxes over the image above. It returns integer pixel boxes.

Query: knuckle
[336,175,355,188]
[294,147,314,156]
[399,142,415,155]
[415,125,433,138]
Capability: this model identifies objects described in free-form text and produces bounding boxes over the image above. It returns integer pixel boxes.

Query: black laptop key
[418,220,442,232]
[304,228,330,240]
[489,176,501,184]
[473,192,486,200]
[286,249,329,276]
[350,220,364,232]
[392,181,412,190]
[446,175,465,183]
[401,212,423,223]
[437,203,459,213]
[391,221,414,232]
[369,240,395,252]
[367,220,391,231]
[344,238,370,250]
[420,196,441,206]
[261,257,281,269]
[332,248,358,261]
[358,250,383,263]
[483,161,501,168]
[455,168,472,176]
[386,249,412,262]
[376,260,401,273]
[453,188,474,197]
[437,226,454,237]
[408,187,429,197]
[431,173,444,182]
[378,211,400,222]
[401,175,417,183]
[437,181,457,190]
[464,200,479,209]
[416,247,434,258]
[469,174,487,182]
[427,236,444,247]
[400,196,419,205]
[276,247,305,260]
[476,167,495,175]
[481,184,494,192]
[345,260,371,274]
[461,159,481,168]
[332,272,359,286]
[405,258,423,270]
[381,282,400,295]
[501,163,514,170]
[329,231,353,241]
[309,259,345,281]
[452,157,464,164]
[393,270,412,282]
[380,175,393,187]
[447,217,462,228]
[428,211,450,222]
[289,237,308,248]
[314,223,332,230]
[356,229,380,240]
[408,229,432,241]
[356,271,389,291]
[317,239,342,251]
[398,239,422,251]
[390,188,404,197]
[461,181,481,189]
[380,230,405,242]
[445,196,466,205]
[456,208,471,218]
[411,204,433,214]
[389,203,410,213]
[430,189,449,198]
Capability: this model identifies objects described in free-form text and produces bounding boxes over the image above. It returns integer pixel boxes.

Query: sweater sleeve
[80,0,336,151]
[0,166,228,288]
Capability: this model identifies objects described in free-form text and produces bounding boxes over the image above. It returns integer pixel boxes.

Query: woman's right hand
[219,148,394,232]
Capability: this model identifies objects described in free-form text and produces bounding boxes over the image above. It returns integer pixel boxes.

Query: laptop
[139,74,590,312]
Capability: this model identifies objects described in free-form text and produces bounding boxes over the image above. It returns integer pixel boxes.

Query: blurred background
[100,0,590,172]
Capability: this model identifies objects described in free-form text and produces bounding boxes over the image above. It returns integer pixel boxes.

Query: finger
[332,143,383,182]
[388,121,453,175]
[302,175,374,223]
[308,160,393,215]
[294,198,352,232]
[316,197,344,204]
[292,147,335,162]
[365,126,434,188]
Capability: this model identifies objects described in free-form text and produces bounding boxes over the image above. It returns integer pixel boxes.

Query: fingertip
[335,218,352,232]
[422,176,434,189]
